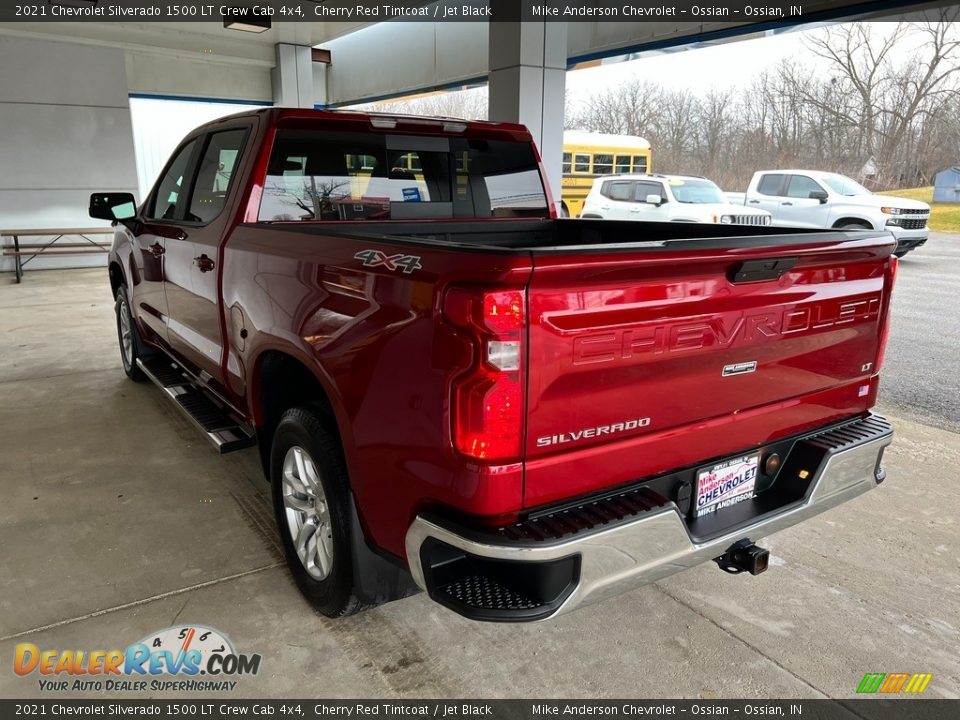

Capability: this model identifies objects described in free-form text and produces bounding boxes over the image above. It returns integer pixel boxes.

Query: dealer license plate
[694,454,760,518]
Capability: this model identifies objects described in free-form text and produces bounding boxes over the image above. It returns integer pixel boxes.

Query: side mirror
[89,192,137,222]
[645,194,663,206]
[809,190,828,204]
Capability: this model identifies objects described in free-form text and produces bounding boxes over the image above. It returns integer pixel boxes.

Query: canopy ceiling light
[223,8,271,33]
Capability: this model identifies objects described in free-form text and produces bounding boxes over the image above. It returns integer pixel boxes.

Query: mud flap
[349,494,421,606]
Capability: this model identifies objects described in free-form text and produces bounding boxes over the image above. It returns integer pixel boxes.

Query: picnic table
[2,227,114,283]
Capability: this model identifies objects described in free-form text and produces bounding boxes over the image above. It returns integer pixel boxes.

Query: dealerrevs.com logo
[13,625,261,692]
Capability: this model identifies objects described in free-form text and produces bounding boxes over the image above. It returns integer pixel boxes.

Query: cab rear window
[259,130,548,221]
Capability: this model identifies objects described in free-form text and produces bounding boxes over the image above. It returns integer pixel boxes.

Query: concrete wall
[0,35,138,273]
[125,51,272,103]
[0,34,275,275]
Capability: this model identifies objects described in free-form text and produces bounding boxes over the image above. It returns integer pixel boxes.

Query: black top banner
[1,0,932,24]
[1,699,958,720]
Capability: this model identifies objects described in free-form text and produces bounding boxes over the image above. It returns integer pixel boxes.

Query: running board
[136,357,256,454]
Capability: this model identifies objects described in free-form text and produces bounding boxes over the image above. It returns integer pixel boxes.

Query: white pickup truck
[727,170,930,257]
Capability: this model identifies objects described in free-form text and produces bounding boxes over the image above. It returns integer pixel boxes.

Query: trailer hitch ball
[715,539,769,576]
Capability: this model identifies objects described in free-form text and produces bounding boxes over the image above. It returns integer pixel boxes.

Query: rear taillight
[444,289,525,462]
[875,254,898,372]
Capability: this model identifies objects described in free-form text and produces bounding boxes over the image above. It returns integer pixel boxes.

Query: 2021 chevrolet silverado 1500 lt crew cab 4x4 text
[582,173,772,226]
[90,109,896,623]
[727,170,929,257]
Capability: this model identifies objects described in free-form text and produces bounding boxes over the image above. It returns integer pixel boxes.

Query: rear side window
[757,174,786,196]
[147,139,197,221]
[259,130,547,221]
[187,129,247,223]
[601,180,633,201]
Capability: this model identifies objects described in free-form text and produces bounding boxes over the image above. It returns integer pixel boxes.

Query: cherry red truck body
[100,109,896,622]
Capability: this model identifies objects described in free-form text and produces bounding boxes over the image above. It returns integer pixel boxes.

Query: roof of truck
[194,107,532,140]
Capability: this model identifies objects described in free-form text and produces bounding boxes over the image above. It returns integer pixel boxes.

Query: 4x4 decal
[354,249,423,274]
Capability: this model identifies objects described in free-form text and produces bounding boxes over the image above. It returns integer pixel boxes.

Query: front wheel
[270,406,369,617]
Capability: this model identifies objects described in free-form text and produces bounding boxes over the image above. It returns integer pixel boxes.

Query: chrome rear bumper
[405,415,892,622]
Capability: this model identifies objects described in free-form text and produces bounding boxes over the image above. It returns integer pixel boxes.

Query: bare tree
[567,78,663,138]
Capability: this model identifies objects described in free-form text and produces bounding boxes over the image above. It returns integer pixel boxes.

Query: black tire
[115,284,152,382]
[270,406,369,617]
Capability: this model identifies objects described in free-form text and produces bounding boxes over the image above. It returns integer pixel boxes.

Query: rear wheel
[115,285,151,382]
[270,406,369,617]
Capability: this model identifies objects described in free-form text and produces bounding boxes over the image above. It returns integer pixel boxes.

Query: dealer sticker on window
[694,454,759,518]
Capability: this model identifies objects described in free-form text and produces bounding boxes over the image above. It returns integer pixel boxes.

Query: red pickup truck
[90,109,896,622]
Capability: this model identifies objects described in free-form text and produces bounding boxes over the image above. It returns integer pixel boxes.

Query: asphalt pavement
[877,232,960,432]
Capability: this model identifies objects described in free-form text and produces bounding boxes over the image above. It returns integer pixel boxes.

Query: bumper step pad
[137,356,256,454]
[439,575,542,612]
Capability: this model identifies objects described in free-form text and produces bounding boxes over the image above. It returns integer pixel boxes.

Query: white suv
[581,174,772,226]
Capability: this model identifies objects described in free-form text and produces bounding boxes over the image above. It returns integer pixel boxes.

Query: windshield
[820,174,871,196]
[669,178,727,204]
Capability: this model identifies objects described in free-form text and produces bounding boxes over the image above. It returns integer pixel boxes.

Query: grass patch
[878,186,960,233]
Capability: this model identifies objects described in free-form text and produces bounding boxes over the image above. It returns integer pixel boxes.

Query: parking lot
[1,235,958,699]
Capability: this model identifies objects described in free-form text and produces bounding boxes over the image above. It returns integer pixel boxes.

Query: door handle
[748,200,760,204]
[194,254,215,272]
[782,202,793,206]
[149,242,164,257]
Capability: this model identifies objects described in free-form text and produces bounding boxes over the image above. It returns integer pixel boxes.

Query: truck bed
[230,218,895,518]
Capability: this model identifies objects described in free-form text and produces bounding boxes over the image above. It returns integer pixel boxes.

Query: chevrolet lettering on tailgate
[572,294,882,365]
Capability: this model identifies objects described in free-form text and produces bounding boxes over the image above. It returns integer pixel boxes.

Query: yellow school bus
[561,131,652,217]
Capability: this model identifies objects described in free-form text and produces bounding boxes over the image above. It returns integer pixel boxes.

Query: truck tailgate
[523,232,895,507]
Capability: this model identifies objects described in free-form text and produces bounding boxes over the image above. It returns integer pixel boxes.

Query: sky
[564,21,931,100]
[565,26,816,98]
